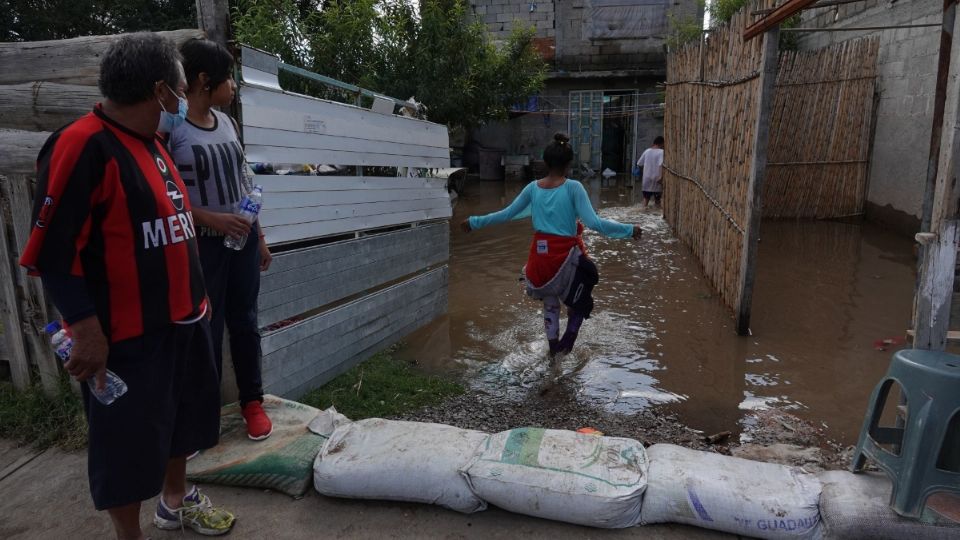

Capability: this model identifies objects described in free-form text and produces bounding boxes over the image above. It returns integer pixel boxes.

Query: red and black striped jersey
[20,105,208,343]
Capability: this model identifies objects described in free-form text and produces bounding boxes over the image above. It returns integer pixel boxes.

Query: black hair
[543,132,574,172]
[98,33,182,105]
[179,38,235,92]
[654,136,665,146]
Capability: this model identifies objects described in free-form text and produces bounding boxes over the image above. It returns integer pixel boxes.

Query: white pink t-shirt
[637,147,664,192]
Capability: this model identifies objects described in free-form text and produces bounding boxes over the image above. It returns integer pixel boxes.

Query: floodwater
[397,178,917,446]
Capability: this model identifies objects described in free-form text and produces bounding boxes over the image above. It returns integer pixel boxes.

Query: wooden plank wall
[239,46,451,397]
[764,37,880,219]
[0,29,204,86]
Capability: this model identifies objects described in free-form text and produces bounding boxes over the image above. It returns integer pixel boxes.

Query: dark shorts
[83,319,221,510]
[643,190,663,202]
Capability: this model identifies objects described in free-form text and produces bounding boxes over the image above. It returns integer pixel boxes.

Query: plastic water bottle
[44,321,128,405]
[224,184,263,251]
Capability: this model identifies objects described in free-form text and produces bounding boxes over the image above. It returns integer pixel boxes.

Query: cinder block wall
[468,0,701,72]
[797,1,942,233]
[470,0,556,39]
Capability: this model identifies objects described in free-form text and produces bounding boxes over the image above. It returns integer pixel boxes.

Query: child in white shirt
[637,136,665,207]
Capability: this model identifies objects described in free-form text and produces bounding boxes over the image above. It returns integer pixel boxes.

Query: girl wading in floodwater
[461,132,642,356]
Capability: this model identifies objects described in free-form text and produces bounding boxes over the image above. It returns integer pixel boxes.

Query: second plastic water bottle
[224,184,263,251]
[45,321,128,405]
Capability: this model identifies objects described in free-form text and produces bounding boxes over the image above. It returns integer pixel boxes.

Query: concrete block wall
[469,0,556,39]
[468,0,701,72]
[797,1,942,233]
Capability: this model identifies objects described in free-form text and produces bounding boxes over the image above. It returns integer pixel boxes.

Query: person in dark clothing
[20,33,235,539]
[166,38,273,441]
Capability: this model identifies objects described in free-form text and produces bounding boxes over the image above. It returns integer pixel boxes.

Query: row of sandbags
[186,398,956,538]
[312,417,959,539]
[312,418,825,536]
[314,419,648,528]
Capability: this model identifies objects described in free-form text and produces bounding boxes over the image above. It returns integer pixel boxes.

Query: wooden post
[743,0,818,41]
[4,175,58,393]
[735,26,780,336]
[0,189,31,390]
[920,0,957,234]
[195,0,230,46]
[913,4,960,350]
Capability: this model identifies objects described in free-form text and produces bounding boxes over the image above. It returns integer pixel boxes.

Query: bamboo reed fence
[764,37,880,219]
[665,1,879,323]
[663,1,773,319]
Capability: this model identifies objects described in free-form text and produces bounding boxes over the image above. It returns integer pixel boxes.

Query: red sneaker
[241,401,273,441]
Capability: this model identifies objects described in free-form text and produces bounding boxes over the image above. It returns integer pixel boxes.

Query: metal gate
[568,90,604,171]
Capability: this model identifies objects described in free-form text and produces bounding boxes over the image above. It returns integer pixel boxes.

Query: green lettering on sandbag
[501,428,546,467]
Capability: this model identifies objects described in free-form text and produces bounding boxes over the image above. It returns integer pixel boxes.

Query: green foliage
[308,0,380,86]
[232,0,313,66]
[1,0,197,41]
[300,350,464,420]
[0,349,462,448]
[666,2,706,50]
[708,0,799,50]
[231,0,547,128]
[709,0,750,24]
[0,379,86,450]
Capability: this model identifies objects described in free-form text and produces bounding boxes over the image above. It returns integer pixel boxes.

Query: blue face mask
[157,84,187,133]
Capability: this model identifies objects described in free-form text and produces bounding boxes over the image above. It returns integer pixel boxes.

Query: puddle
[398,178,916,445]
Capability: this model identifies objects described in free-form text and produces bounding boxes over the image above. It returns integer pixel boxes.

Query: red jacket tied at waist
[525,222,587,288]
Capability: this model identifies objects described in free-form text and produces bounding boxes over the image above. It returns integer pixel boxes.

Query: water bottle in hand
[224,184,263,251]
[45,320,128,405]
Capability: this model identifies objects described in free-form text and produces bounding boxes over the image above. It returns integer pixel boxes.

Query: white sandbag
[313,418,488,513]
[462,427,648,528]
[641,444,823,539]
[818,470,959,539]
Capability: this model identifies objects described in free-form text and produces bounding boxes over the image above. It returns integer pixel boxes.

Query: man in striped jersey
[20,33,235,539]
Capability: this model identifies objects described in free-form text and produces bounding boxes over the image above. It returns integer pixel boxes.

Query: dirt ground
[395,386,849,472]
[0,440,732,540]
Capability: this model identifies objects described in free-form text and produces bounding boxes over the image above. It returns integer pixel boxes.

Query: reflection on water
[398,178,916,445]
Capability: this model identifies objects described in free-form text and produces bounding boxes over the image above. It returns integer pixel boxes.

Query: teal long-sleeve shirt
[468,180,634,239]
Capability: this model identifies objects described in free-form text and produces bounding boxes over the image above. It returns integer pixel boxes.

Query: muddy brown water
[397,178,916,446]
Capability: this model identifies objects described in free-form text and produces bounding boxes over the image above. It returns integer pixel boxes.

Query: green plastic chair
[851,348,960,518]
